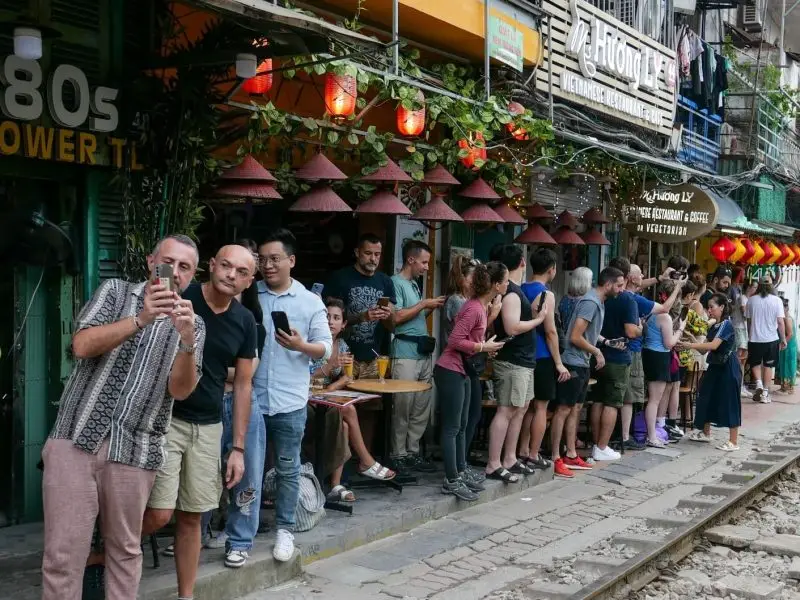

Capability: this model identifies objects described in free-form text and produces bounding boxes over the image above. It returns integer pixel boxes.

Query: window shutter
[97,186,125,281]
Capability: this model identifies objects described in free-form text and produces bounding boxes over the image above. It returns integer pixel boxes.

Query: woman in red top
[435,262,508,501]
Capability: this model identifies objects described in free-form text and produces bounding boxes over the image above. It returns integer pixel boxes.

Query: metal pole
[548,14,553,123]
[392,0,399,75]
[781,0,786,71]
[484,0,491,101]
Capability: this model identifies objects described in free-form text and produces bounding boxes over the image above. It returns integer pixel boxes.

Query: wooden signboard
[621,183,719,243]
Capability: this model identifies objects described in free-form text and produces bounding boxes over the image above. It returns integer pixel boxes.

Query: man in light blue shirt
[225,228,331,566]
[391,240,444,472]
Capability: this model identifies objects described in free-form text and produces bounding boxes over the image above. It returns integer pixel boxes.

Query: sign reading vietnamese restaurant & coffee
[622,183,719,243]
[0,55,142,169]
[535,0,678,137]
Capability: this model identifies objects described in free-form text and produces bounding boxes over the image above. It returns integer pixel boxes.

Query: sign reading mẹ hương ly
[622,183,719,243]
[536,0,677,136]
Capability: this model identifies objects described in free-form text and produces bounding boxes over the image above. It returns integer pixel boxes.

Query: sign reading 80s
[0,55,119,133]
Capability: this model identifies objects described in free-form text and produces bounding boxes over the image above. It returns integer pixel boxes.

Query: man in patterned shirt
[40,234,206,600]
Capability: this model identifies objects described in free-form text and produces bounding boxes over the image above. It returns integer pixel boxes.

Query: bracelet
[231,446,244,455]
[479,342,484,353]
[133,315,143,330]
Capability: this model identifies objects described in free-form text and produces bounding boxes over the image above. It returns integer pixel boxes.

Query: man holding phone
[250,229,332,562]
[325,233,396,377]
[143,244,258,600]
[390,240,445,472]
[41,234,205,600]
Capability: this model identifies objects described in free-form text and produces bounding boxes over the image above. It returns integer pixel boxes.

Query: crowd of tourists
[39,231,796,600]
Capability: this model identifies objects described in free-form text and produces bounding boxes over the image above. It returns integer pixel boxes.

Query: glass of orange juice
[377,355,389,383]
[342,353,354,379]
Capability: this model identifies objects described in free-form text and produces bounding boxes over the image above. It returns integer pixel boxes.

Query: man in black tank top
[484,245,548,482]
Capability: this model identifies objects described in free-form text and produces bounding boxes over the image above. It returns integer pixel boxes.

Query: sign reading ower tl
[562,0,677,128]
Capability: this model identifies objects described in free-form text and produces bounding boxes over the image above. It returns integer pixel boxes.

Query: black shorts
[748,340,779,368]
[642,349,671,382]
[554,366,590,407]
[534,358,557,401]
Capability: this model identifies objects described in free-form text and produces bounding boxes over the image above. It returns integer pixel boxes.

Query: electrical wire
[6,268,44,361]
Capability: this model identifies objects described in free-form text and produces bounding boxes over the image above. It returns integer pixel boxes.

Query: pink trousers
[41,439,156,600]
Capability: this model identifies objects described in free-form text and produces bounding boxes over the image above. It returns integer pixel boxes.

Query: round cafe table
[346,379,432,490]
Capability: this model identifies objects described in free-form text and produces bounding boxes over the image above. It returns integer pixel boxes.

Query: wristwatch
[178,341,196,355]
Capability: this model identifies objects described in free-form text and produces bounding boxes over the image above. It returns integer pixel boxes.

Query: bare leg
[764,366,775,392]
[621,404,633,442]
[751,364,763,386]
[502,404,529,469]
[646,381,666,442]
[589,402,603,446]
[485,407,513,473]
[550,405,571,461]
[518,405,535,459]
[341,405,379,472]
[528,400,549,459]
[174,511,203,599]
[730,426,739,445]
[668,383,680,420]
[564,403,583,458]
[597,406,618,449]
[331,420,348,488]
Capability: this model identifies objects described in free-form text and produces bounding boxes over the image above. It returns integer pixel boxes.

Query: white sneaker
[762,392,772,404]
[224,549,248,568]
[592,445,621,461]
[204,531,228,550]
[273,529,295,562]
[741,386,753,398]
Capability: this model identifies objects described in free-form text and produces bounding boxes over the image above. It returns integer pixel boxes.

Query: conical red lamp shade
[412,194,463,223]
[295,154,347,181]
[555,210,579,229]
[525,203,552,220]
[515,223,557,245]
[355,190,412,215]
[493,203,526,225]
[360,158,413,183]
[220,155,277,182]
[289,186,351,213]
[581,228,611,245]
[459,177,501,200]
[552,226,586,245]
[460,203,505,224]
[582,207,610,224]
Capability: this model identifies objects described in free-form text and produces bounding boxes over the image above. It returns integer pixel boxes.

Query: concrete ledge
[139,549,301,600]
[677,497,720,510]
[722,471,760,484]
[644,515,694,529]
[754,452,787,462]
[611,533,665,551]
[740,460,776,472]
[700,482,742,496]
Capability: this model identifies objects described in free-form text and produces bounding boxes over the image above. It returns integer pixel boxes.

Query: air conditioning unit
[742,0,763,32]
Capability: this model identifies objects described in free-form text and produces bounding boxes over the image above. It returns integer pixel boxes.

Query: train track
[567,434,800,600]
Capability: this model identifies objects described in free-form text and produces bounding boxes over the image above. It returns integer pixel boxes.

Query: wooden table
[346,379,433,490]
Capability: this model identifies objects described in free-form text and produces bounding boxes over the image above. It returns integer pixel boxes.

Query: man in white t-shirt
[745,275,786,404]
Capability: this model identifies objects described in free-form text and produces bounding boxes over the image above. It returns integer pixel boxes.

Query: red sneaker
[563,455,593,471]
[553,458,574,478]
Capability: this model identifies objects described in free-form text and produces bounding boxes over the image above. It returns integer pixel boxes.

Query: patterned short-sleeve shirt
[50,279,206,470]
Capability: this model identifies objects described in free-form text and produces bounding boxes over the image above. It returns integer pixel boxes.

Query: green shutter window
[98,189,124,281]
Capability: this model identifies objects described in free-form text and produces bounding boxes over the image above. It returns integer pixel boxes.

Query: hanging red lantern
[459,133,487,169]
[793,244,800,265]
[397,90,425,136]
[242,59,273,95]
[760,241,775,265]
[506,101,528,141]
[458,132,487,170]
[710,237,736,263]
[739,238,755,264]
[750,240,765,265]
[324,72,357,117]
[729,238,746,264]
[764,241,781,265]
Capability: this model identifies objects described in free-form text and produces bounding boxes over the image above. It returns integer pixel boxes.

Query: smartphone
[377,297,391,308]
[679,305,689,321]
[154,263,174,292]
[670,270,688,280]
[607,337,628,347]
[311,283,324,297]
[496,335,515,343]
[271,311,291,335]
[537,292,547,313]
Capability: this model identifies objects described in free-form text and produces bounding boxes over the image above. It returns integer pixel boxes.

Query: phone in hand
[271,311,291,335]
[670,270,688,280]
[377,297,391,308]
[154,263,174,292]
[537,292,546,313]
[311,283,324,296]
[607,337,628,349]
[679,305,689,321]
[496,335,515,344]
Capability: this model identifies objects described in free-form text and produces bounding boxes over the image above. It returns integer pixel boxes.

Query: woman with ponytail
[680,293,742,450]
[435,261,509,500]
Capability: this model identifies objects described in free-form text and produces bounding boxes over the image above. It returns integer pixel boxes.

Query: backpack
[263,462,326,532]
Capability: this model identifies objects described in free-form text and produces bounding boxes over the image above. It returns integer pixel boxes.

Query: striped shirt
[50,279,206,470]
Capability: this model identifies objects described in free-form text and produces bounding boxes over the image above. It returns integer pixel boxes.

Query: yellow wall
[695,235,719,274]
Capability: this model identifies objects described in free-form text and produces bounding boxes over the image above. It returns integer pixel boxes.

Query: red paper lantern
[458,132,487,170]
[710,237,736,263]
[324,72,357,117]
[739,238,755,264]
[242,59,273,95]
[760,240,775,265]
[506,101,528,141]
[397,91,425,136]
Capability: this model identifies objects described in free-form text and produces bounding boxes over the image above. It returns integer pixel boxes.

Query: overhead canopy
[703,187,774,234]
[753,220,798,239]
[195,0,384,54]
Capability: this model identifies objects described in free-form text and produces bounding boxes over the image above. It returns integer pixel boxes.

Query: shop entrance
[0,185,13,524]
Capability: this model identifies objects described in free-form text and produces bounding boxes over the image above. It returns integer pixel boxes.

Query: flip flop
[485,468,521,483]
[508,460,535,475]
[326,485,356,502]
[523,455,552,470]
[359,462,396,481]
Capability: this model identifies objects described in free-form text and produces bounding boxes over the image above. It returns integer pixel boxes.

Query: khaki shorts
[625,352,645,405]
[148,417,223,513]
[493,360,534,408]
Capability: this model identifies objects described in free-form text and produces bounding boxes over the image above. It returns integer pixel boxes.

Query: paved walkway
[243,390,800,600]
